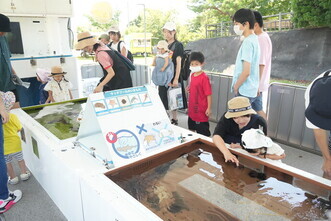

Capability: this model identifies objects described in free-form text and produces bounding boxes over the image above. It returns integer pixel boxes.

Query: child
[1,91,31,184]
[44,66,73,103]
[232,9,260,109]
[36,68,50,104]
[241,128,286,160]
[152,40,174,85]
[186,52,212,137]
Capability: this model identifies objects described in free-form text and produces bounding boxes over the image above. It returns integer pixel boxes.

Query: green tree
[292,0,331,28]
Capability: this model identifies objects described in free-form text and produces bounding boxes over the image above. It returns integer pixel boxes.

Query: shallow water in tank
[109,144,330,221]
[24,100,85,140]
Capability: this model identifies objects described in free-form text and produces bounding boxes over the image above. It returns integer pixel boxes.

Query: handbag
[167,84,184,110]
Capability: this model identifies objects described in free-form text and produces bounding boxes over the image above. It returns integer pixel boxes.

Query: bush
[292,0,331,28]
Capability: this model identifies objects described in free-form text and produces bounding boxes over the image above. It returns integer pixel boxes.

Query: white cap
[162,22,176,31]
[108,25,119,33]
[241,129,273,149]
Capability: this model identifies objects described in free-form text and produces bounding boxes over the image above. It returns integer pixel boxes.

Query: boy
[186,52,212,136]
[232,9,260,109]
[253,10,272,121]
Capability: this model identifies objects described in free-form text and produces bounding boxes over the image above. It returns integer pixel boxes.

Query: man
[253,11,272,121]
[305,69,331,179]
[0,14,20,108]
[231,9,260,110]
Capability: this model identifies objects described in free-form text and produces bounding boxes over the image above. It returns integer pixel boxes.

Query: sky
[71,0,196,32]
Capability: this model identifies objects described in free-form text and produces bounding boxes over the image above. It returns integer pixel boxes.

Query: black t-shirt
[213,113,267,144]
[168,40,184,71]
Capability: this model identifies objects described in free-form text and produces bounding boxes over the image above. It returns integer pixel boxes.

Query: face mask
[190,66,202,73]
[233,25,244,36]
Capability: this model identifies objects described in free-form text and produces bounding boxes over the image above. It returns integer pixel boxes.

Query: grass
[270,78,310,87]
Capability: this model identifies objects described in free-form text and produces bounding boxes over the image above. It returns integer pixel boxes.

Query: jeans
[0,121,9,199]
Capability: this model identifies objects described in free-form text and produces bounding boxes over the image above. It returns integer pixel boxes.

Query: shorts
[237,92,263,112]
[10,89,20,102]
[188,117,211,137]
[158,86,169,110]
[5,151,23,164]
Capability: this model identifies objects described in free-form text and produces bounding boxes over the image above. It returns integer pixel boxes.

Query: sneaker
[8,177,19,185]
[20,171,31,181]
[171,119,178,125]
[0,190,22,214]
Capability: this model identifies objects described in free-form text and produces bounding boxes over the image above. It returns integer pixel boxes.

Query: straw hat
[162,22,176,31]
[224,96,256,119]
[241,129,273,149]
[157,40,168,50]
[108,25,119,33]
[49,66,66,77]
[75,32,98,50]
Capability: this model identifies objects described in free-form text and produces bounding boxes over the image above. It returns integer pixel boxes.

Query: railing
[206,12,293,38]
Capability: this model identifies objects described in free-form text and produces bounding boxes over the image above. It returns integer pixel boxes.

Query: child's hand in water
[223,152,239,167]
[230,143,242,149]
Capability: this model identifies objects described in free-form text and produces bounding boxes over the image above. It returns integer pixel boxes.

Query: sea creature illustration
[144,135,156,145]
[108,99,117,107]
[115,136,137,152]
[94,102,105,109]
[130,96,138,103]
[159,129,174,138]
[143,93,149,102]
[117,145,136,152]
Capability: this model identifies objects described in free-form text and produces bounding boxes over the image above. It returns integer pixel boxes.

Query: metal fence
[206,12,293,38]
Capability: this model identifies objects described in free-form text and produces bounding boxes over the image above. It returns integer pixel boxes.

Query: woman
[161,22,187,125]
[212,96,267,166]
[75,32,132,93]
[108,25,128,57]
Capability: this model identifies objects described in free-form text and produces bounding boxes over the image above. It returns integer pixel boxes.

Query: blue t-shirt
[232,34,260,98]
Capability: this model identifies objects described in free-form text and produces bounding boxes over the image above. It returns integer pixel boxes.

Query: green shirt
[0,36,16,91]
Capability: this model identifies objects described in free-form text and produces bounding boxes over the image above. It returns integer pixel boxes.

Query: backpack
[109,41,134,63]
[180,50,192,81]
[169,42,191,81]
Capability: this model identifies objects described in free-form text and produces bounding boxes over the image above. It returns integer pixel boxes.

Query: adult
[108,25,128,57]
[0,14,20,108]
[162,22,187,125]
[305,69,331,179]
[99,34,110,45]
[253,10,272,121]
[232,9,260,111]
[0,95,22,214]
[213,96,267,166]
[75,32,132,93]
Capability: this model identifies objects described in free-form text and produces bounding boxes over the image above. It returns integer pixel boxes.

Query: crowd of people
[0,6,330,214]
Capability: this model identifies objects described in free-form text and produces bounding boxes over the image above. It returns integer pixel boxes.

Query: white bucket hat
[162,22,176,31]
[157,40,168,50]
[241,129,273,149]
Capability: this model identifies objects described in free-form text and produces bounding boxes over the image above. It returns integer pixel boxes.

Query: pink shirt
[258,32,272,92]
[96,45,113,70]
[188,72,212,122]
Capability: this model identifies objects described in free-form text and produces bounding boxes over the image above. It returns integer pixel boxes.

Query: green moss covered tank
[23,99,86,140]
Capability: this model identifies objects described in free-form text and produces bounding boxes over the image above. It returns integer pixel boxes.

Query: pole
[143,4,146,66]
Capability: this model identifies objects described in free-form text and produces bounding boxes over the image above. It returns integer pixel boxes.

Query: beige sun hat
[224,96,256,119]
[75,32,98,50]
[157,40,169,50]
[162,22,176,31]
[49,66,66,77]
[108,25,119,33]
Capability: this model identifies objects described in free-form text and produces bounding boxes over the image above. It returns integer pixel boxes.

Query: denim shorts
[237,93,263,112]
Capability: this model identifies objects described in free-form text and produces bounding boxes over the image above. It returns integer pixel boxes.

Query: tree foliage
[292,0,331,28]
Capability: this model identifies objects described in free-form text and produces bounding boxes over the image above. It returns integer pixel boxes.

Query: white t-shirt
[304,73,324,129]
[258,32,272,92]
[110,41,128,57]
[267,143,285,156]
[44,78,73,102]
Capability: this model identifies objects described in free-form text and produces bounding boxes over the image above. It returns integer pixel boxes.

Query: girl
[162,22,187,125]
[75,32,132,93]
[151,40,174,87]
[44,66,73,103]
[36,68,50,104]
[108,25,128,57]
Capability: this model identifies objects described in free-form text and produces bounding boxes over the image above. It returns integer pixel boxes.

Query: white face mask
[190,66,202,73]
[233,25,244,36]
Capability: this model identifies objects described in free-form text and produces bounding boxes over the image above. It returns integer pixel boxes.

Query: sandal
[171,119,178,125]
